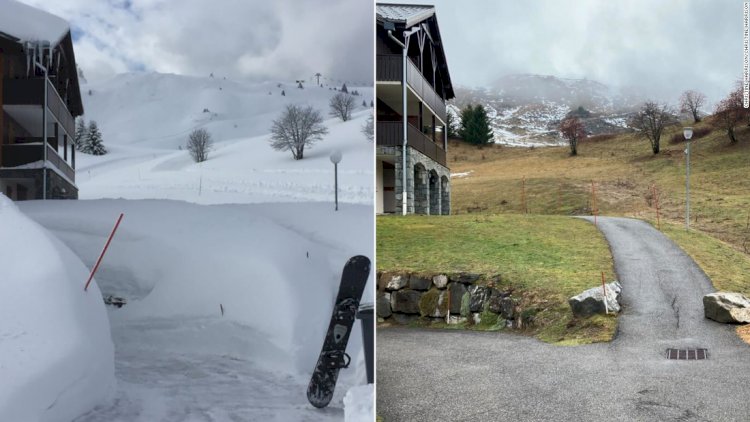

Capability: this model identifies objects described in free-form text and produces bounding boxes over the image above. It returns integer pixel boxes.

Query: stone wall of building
[378,145,450,215]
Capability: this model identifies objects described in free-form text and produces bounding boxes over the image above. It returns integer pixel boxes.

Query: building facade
[0,0,82,200]
[375,3,454,215]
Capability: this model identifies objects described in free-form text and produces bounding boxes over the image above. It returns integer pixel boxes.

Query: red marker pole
[84,213,124,292]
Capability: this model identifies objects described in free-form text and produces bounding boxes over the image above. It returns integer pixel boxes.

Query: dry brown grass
[737,324,750,345]
[448,123,750,255]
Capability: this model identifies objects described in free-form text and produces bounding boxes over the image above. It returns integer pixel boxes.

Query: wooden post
[557,183,562,213]
[591,180,597,225]
[653,184,661,230]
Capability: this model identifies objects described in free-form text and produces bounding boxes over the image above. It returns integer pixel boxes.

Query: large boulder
[409,274,432,291]
[376,292,392,318]
[449,283,467,315]
[390,290,422,314]
[703,292,750,323]
[569,281,622,317]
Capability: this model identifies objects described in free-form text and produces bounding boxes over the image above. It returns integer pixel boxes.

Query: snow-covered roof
[377,3,435,28]
[0,0,70,47]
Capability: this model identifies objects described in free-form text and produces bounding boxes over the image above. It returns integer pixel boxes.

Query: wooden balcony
[377,121,446,167]
[1,143,75,182]
[3,77,76,137]
[376,54,446,123]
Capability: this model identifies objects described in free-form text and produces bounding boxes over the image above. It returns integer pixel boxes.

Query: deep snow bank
[20,199,373,378]
[0,195,114,421]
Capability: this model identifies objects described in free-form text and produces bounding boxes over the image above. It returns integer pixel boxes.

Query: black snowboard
[307,255,371,408]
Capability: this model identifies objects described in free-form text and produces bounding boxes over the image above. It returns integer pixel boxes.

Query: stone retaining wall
[377,271,528,328]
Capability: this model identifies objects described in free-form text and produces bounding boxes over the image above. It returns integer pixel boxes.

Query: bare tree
[362,114,374,141]
[630,101,674,154]
[559,116,586,156]
[186,128,213,162]
[679,90,706,123]
[712,85,746,144]
[270,104,328,160]
[329,92,356,121]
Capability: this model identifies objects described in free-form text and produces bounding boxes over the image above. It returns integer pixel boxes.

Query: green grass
[377,214,617,344]
[378,214,614,296]
[659,222,750,295]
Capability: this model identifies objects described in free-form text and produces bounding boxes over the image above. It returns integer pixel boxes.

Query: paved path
[377,217,750,421]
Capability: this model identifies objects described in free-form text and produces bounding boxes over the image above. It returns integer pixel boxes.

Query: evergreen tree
[459,104,493,145]
[340,83,348,93]
[82,121,107,155]
[74,118,87,150]
[446,111,459,138]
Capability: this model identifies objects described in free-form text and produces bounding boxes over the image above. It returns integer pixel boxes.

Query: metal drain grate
[665,348,708,360]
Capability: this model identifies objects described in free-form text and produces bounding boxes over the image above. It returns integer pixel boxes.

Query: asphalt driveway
[377,217,750,421]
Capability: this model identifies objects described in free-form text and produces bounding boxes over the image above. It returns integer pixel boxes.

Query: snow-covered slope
[13,72,374,420]
[451,74,641,147]
[77,72,374,204]
[0,195,114,422]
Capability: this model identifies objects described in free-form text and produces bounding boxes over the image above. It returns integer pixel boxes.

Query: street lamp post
[684,127,693,230]
[330,150,342,211]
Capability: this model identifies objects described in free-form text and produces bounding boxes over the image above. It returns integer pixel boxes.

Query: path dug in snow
[21,199,373,421]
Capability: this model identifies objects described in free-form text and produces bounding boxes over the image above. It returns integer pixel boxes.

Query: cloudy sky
[21,0,373,84]
[404,0,742,106]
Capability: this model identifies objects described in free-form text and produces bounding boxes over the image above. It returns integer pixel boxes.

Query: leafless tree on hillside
[187,128,213,163]
[559,116,586,156]
[270,104,328,160]
[712,85,747,144]
[630,101,674,154]
[329,92,356,122]
[679,90,706,123]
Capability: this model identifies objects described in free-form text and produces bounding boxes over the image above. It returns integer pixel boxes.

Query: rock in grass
[383,273,408,291]
[390,290,422,314]
[432,274,449,289]
[569,281,622,317]
[449,283,467,315]
[419,288,449,317]
[469,285,489,313]
[409,274,432,291]
[703,292,750,323]
[450,273,481,285]
[376,292,392,318]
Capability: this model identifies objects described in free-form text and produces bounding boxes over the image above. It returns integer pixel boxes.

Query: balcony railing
[377,121,446,167]
[376,54,446,123]
[1,143,75,182]
[2,78,76,137]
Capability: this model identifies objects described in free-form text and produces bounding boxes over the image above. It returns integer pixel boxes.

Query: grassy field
[449,121,750,295]
[378,120,750,345]
[377,214,617,344]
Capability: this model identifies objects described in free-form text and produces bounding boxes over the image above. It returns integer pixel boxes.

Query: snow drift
[0,194,114,422]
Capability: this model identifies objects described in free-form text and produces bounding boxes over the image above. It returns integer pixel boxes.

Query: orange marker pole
[521,176,527,214]
[84,213,124,292]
